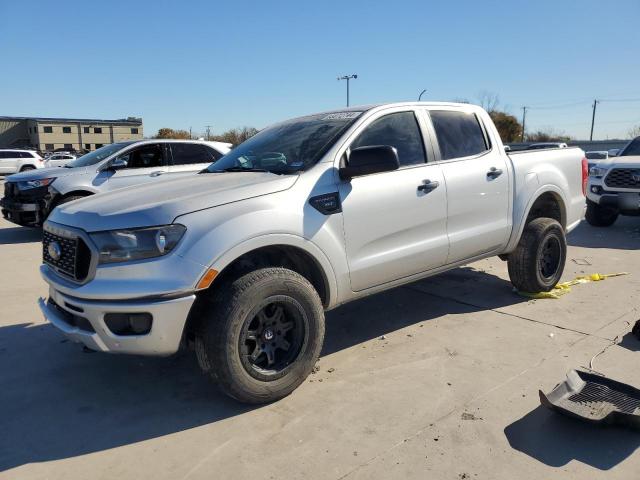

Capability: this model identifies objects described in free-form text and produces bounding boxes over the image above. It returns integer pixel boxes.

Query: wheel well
[210,245,329,307]
[54,191,93,207]
[19,165,36,171]
[526,192,565,228]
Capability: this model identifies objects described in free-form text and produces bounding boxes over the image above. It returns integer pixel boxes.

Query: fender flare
[505,184,568,252]
[206,233,339,308]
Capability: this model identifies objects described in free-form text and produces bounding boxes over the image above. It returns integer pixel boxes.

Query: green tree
[155,128,191,139]
[212,127,259,145]
[489,111,523,143]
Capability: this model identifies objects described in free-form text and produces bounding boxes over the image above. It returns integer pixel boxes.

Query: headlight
[90,224,186,264]
[17,178,55,190]
[589,167,607,178]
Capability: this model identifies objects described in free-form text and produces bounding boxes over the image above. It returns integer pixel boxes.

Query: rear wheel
[585,199,618,227]
[20,166,35,172]
[508,217,567,293]
[195,267,325,404]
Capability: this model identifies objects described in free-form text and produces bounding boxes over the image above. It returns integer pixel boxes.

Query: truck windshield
[621,137,640,156]
[66,142,134,168]
[205,112,363,174]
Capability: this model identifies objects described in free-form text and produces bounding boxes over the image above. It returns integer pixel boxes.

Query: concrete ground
[1,178,639,479]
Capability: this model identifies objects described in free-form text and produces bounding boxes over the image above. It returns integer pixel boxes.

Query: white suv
[44,153,77,168]
[0,149,44,174]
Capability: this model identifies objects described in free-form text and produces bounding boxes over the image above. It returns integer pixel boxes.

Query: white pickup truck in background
[38,102,587,403]
[586,136,640,226]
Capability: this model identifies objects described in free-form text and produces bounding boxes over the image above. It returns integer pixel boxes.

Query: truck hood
[7,166,89,182]
[603,155,640,167]
[48,171,298,232]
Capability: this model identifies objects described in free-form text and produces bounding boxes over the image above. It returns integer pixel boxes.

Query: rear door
[338,109,449,291]
[167,143,220,177]
[98,143,169,192]
[0,152,12,173]
[428,108,510,263]
[0,151,20,173]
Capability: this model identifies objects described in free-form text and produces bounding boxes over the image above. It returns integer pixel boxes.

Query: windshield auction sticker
[322,112,362,120]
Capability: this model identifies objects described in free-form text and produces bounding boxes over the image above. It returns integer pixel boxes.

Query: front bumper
[1,195,49,226]
[39,287,196,355]
[588,191,640,214]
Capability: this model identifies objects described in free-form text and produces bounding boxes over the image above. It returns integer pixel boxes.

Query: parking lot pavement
[1,185,639,479]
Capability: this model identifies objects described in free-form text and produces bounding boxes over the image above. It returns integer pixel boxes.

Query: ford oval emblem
[48,241,62,261]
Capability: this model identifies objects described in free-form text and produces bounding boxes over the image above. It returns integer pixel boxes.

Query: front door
[339,110,449,292]
[428,109,510,263]
[97,143,169,192]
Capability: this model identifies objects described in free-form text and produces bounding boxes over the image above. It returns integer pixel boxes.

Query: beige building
[0,116,143,152]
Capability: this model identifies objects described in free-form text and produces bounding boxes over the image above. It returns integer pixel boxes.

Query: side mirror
[339,145,400,180]
[108,158,128,170]
[608,149,620,157]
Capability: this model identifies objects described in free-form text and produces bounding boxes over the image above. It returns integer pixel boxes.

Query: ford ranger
[586,136,640,226]
[37,102,587,403]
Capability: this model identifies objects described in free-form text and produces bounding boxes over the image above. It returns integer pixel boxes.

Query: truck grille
[43,229,92,281]
[604,168,640,189]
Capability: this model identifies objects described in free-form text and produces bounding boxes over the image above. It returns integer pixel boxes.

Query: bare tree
[477,90,500,113]
[628,125,640,139]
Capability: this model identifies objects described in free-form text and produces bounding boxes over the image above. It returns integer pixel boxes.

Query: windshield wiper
[204,166,270,173]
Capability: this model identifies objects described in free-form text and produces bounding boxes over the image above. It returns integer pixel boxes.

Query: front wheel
[507,217,567,293]
[195,267,325,404]
[585,199,618,227]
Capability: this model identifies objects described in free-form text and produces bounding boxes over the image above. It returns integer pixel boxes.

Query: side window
[20,152,34,158]
[206,146,223,161]
[170,143,211,165]
[351,112,427,167]
[0,152,7,159]
[119,144,164,169]
[430,111,489,160]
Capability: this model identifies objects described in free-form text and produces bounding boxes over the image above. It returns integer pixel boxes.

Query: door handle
[487,167,503,179]
[150,171,165,177]
[417,180,440,193]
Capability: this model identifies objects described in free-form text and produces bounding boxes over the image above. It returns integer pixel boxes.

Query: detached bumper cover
[39,287,196,355]
[540,370,640,429]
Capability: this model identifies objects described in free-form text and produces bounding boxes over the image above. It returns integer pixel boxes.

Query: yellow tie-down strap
[517,272,630,299]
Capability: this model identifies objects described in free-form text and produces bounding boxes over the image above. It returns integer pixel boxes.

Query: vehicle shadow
[0,268,525,472]
[504,405,640,470]
[568,217,640,250]
[0,226,42,245]
[617,331,640,352]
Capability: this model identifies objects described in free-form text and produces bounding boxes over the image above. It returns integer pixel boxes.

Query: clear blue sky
[1,0,639,139]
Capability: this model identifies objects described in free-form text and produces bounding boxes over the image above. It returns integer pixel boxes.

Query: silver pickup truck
[38,102,586,403]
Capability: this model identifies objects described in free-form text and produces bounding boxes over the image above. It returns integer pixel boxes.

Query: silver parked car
[0,139,231,226]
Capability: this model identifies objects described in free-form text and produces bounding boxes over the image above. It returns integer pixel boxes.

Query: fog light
[104,312,152,335]
[591,185,602,194]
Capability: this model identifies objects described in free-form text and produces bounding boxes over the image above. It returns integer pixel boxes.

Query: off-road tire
[195,267,325,404]
[508,217,567,293]
[585,199,618,227]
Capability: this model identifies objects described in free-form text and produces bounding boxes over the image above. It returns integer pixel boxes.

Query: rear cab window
[429,110,490,160]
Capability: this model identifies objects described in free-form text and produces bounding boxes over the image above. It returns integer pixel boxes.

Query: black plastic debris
[539,370,640,430]
[632,320,640,341]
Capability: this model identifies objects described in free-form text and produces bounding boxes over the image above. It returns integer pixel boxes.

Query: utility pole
[337,74,358,107]
[590,99,600,141]
[205,125,213,140]
[189,127,192,139]
[521,106,528,142]
[418,89,427,101]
